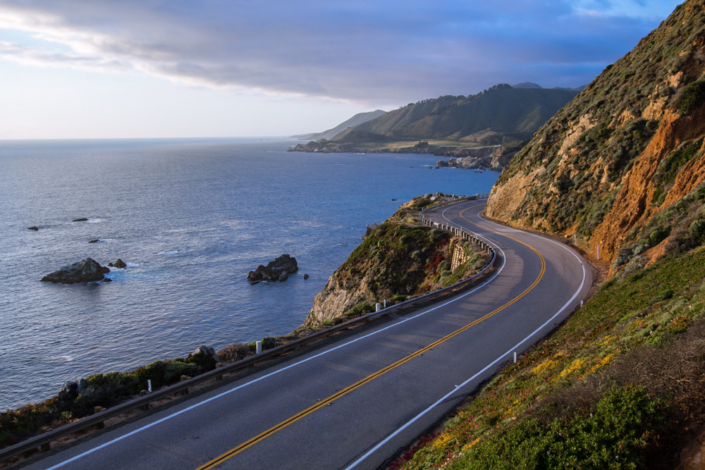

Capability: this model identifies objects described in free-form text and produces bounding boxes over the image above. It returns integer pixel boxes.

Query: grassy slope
[334,86,578,144]
[394,244,705,469]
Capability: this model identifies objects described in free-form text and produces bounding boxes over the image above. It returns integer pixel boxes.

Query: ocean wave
[158,250,179,256]
[60,356,73,362]
[126,263,140,268]
[86,218,105,224]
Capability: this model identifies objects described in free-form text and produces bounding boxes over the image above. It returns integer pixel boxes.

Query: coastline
[0,193,490,458]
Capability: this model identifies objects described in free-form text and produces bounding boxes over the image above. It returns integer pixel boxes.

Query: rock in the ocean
[247,254,298,283]
[113,259,127,269]
[303,274,309,280]
[278,272,288,282]
[89,239,99,243]
[73,218,89,222]
[28,226,39,231]
[103,278,112,283]
[41,258,106,284]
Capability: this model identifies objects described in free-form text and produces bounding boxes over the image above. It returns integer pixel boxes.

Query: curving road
[23,200,592,470]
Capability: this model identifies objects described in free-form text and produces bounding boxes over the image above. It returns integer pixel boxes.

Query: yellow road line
[195,203,546,470]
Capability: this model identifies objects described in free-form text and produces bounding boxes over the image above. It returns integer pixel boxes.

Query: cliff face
[486,0,705,271]
[304,197,487,327]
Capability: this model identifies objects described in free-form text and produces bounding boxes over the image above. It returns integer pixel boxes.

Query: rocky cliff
[486,0,705,273]
[303,197,488,327]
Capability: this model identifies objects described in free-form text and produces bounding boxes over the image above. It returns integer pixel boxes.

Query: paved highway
[23,200,592,470]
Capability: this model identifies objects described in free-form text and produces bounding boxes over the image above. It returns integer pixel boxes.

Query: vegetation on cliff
[303,196,488,327]
[394,3,705,467]
[0,350,217,450]
[485,0,705,268]
[393,246,705,469]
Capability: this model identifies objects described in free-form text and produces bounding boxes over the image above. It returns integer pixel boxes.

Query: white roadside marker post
[383,299,386,308]
[513,352,517,363]
[148,380,152,393]
[375,303,381,312]
[256,340,262,355]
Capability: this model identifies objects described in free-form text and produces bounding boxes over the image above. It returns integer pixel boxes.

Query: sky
[0,0,683,139]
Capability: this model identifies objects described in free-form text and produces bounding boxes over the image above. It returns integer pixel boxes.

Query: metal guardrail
[419,193,494,255]
[0,196,497,463]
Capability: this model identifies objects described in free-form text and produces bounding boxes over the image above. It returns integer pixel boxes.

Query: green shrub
[344,300,375,317]
[649,226,670,245]
[450,386,671,470]
[689,218,705,242]
[675,79,705,115]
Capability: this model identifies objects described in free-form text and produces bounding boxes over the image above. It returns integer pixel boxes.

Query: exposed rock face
[485,0,705,270]
[41,258,106,284]
[193,345,219,363]
[28,226,38,231]
[113,259,127,269]
[302,199,472,327]
[72,218,88,222]
[247,254,298,283]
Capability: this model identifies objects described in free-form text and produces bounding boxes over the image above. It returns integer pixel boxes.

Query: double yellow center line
[196,205,545,470]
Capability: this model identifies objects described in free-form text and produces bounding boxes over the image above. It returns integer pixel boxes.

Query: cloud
[0,0,681,106]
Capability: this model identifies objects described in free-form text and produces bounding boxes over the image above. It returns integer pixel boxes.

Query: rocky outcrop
[485,0,705,270]
[28,226,38,231]
[247,254,298,283]
[302,198,487,327]
[41,258,108,284]
[193,345,219,363]
[113,259,127,269]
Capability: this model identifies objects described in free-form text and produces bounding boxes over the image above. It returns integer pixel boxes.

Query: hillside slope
[485,0,705,271]
[293,110,386,141]
[337,85,578,145]
[390,2,705,468]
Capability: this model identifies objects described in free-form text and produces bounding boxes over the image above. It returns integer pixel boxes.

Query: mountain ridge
[292,109,386,141]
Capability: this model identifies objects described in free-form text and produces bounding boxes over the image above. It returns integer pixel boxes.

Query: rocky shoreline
[4,195,487,455]
[288,140,524,171]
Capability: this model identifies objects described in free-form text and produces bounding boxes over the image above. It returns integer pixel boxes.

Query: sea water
[0,138,498,409]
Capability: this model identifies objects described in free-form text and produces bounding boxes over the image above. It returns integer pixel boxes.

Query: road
[23,200,592,470]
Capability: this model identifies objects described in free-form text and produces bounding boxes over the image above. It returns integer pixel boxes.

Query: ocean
[0,138,498,410]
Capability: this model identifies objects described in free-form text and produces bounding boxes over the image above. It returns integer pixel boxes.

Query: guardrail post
[41,442,50,452]
[256,341,262,355]
[375,303,381,312]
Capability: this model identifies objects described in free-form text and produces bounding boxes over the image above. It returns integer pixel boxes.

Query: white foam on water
[86,218,104,224]
[126,263,140,268]
[60,356,73,362]
[158,250,179,256]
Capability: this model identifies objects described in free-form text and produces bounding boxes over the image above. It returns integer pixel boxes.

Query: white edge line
[45,215,507,469]
[346,206,589,469]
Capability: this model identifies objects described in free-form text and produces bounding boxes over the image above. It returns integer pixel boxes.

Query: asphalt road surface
[24,200,592,470]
